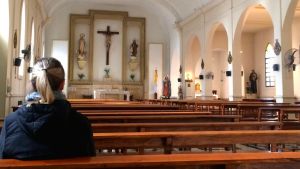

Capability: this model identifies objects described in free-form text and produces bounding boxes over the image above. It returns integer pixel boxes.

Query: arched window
[265,43,275,87]
[18,0,26,78]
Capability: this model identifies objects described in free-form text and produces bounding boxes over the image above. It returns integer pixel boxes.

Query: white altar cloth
[93,89,130,101]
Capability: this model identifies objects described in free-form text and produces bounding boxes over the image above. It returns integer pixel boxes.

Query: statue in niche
[249,70,258,94]
[130,39,138,57]
[77,33,87,69]
[128,39,139,72]
[162,75,171,99]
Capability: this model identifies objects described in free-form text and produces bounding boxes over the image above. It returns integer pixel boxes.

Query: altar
[93,89,130,101]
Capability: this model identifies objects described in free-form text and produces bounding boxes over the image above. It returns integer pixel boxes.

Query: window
[18,0,26,78]
[265,43,275,87]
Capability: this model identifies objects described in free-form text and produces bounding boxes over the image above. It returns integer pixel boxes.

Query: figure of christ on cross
[97,26,119,65]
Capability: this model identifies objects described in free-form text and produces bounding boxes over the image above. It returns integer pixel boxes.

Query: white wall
[44,2,169,58]
[148,44,163,99]
[169,28,181,98]
[212,51,228,98]
[254,28,275,97]
[0,0,9,117]
[4,0,45,115]
[241,33,255,84]
[292,17,300,99]
[211,31,228,99]
[51,40,69,95]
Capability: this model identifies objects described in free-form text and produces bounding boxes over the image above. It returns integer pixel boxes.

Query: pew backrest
[1,152,300,169]
[93,130,300,153]
[91,121,282,132]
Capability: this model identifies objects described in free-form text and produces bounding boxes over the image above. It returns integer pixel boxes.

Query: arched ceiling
[40,0,221,21]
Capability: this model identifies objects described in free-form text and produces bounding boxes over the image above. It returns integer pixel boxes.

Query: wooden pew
[238,103,299,121]
[1,152,300,169]
[72,103,180,111]
[87,115,241,123]
[68,99,142,104]
[91,121,282,133]
[81,111,211,116]
[278,107,300,129]
[242,98,276,102]
[79,109,196,114]
[93,130,300,154]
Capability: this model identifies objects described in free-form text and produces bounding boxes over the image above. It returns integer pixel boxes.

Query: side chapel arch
[206,23,228,99]
[185,35,201,99]
[233,3,274,98]
[284,0,300,99]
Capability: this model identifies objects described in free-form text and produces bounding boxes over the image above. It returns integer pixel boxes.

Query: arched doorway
[207,24,228,99]
[291,0,300,99]
[234,4,274,99]
[185,36,200,99]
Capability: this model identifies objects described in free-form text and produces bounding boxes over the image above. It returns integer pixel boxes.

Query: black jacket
[0,100,95,159]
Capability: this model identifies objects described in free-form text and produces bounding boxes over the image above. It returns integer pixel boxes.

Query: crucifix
[97,26,119,65]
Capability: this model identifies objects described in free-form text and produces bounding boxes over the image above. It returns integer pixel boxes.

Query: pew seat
[87,115,240,123]
[1,152,300,169]
[93,130,300,154]
[91,121,282,132]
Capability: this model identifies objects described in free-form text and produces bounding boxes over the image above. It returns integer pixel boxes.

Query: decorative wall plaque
[201,59,204,69]
[274,39,281,56]
[227,51,233,64]
[13,30,17,49]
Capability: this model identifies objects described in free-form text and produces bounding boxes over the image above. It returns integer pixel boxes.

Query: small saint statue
[162,75,171,99]
[77,33,86,60]
[249,70,258,94]
[130,40,138,57]
[77,33,87,69]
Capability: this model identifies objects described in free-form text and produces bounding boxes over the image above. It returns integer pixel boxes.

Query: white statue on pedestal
[77,33,87,69]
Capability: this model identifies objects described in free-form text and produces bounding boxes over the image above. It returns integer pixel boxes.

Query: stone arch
[184,34,201,98]
[185,34,201,79]
[206,23,228,99]
[233,3,274,98]
[286,0,300,99]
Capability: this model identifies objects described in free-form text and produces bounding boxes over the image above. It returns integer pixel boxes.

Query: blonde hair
[31,57,65,104]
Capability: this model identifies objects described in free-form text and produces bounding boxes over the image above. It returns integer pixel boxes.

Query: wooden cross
[97,26,119,65]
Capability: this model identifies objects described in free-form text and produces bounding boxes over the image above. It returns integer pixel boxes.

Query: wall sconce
[27,67,33,73]
[226,71,231,77]
[273,64,280,71]
[14,57,22,66]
